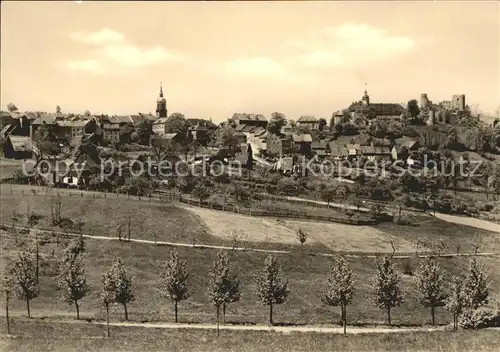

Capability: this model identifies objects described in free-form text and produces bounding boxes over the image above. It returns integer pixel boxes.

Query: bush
[459,307,497,329]
[401,258,414,276]
[393,215,415,226]
[119,176,152,196]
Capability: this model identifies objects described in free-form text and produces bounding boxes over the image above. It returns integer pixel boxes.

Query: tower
[420,93,429,109]
[361,83,370,106]
[451,94,465,112]
[156,82,167,118]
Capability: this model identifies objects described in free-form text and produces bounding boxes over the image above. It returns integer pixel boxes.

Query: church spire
[362,82,370,105]
[156,82,167,118]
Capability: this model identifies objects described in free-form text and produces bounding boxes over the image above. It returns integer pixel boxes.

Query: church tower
[156,83,167,118]
[362,84,370,106]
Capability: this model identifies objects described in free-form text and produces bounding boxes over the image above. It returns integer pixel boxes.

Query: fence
[3,185,376,226]
[177,195,376,225]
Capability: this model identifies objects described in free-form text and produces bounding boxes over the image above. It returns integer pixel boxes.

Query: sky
[1,1,499,122]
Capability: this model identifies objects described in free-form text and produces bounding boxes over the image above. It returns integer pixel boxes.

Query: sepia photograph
[0,1,499,351]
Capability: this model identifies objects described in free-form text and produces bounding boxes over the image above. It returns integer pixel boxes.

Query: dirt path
[433,213,500,234]
[3,315,451,335]
[2,223,497,259]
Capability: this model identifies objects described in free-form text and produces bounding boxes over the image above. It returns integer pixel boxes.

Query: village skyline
[1,1,499,121]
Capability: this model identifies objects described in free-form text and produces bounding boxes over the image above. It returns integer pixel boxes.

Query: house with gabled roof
[97,115,120,144]
[0,111,14,133]
[297,116,319,130]
[3,135,33,159]
[292,133,312,155]
[30,113,57,138]
[361,145,392,161]
[230,113,268,128]
[266,133,292,157]
[57,119,97,143]
[328,142,349,161]
[391,137,421,160]
[152,117,169,135]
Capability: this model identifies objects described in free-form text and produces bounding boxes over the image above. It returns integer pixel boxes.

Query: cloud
[287,23,417,68]
[225,57,286,76]
[65,59,103,73]
[70,28,125,46]
[66,28,182,73]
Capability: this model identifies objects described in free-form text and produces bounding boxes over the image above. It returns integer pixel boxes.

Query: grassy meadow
[1,227,499,327]
[1,187,498,253]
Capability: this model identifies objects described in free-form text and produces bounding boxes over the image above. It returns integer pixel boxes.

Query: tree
[391,190,409,220]
[56,105,62,114]
[160,250,190,323]
[50,194,63,225]
[218,125,238,149]
[318,118,327,131]
[336,185,349,205]
[62,237,86,266]
[99,269,116,338]
[7,103,18,112]
[462,258,489,310]
[207,251,241,335]
[105,258,135,320]
[83,110,91,117]
[407,99,421,121]
[414,257,447,325]
[1,276,12,334]
[132,120,152,145]
[296,228,308,249]
[445,276,465,331]
[11,251,39,318]
[192,180,211,203]
[267,112,287,135]
[322,256,356,334]
[320,186,336,206]
[254,254,288,325]
[370,256,403,325]
[230,230,243,250]
[165,112,188,134]
[369,203,385,221]
[57,256,90,319]
[150,135,179,174]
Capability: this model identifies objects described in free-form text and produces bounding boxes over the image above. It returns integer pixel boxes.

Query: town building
[297,116,319,130]
[0,112,31,138]
[391,138,421,161]
[30,113,58,138]
[230,113,268,128]
[360,146,392,161]
[98,116,121,145]
[57,119,97,142]
[266,133,292,157]
[348,89,405,120]
[311,140,328,158]
[3,135,33,159]
[153,117,169,135]
[328,141,349,161]
[0,111,14,132]
[187,118,217,146]
[292,133,312,155]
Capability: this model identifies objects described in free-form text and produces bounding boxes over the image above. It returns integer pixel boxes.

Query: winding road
[2,222,497,259]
